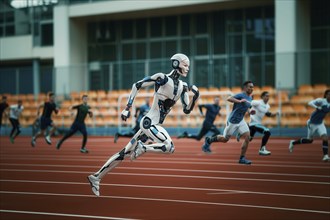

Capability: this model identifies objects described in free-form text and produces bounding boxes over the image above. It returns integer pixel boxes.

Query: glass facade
[0,65,53,95]
[87,5,275,90]
[2,0,329,95]
[0,1,55,46]
[310,0,330,84]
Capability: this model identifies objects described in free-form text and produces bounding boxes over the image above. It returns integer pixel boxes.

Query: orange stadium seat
[292,104,308,116]
[290,95,314,104]
[280,105,295,116]
[298,85,314,95]
[261,85,275,95]
[231,86,242,94]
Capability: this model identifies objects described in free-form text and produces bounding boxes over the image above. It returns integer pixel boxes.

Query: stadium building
[0,0,329,133]
[0,0,329,95]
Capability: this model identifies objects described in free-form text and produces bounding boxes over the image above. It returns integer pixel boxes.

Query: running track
[0,136,329,220]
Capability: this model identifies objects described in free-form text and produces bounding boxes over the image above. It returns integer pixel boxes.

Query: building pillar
[275,0,311,90]
[54,5,88,95]
[33,59,40,98]
[54,5,70,96]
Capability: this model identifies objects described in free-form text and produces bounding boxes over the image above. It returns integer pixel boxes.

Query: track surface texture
[0,136,329,220]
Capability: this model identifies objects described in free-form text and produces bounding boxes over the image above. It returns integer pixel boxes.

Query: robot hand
[121,106,131,121]
[189,85,199,99]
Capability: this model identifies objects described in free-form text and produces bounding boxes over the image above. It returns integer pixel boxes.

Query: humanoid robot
[87,53,200,196]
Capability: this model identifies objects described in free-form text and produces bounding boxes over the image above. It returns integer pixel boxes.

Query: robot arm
[121,73,166,121]
[181,83,200,114]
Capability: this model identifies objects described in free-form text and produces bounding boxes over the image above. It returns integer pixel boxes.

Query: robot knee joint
[163,141,175,153]
[116,148,126,161]
[141,117,152,129]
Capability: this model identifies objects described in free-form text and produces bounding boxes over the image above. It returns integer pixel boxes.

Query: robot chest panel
[157,79,182,100]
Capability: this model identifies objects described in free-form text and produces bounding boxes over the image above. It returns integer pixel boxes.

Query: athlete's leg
[289,121,314,153]
[92,129,143,178]
[208,121,238,144]
[249,125,257,141]
[9,119,16,142]
[193,125,211,141]
[131,117,174,160]
[56,125,77,149]
[321,134,329,155]
[317,124,329,161]
[88,129,145,196]
[237,121,252,164]
[48,122,57,137]
[12,119,21,139]
[32,117,48,146]
[239,131,250,157]
[79,124,89,153]
[209,124,221,136]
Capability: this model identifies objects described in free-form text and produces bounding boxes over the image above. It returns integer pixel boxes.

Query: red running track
[0,136,329,220]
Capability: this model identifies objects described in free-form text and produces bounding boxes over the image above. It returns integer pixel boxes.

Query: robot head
[171,53,190,77]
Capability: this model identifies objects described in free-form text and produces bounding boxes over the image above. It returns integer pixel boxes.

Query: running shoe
[289,140,295,153]
[238,156,252,165]
[259,146,271,156]
[45,135,52,145]
[114,133,119,143]
[202,137,212,154]
[322,154,330,162]
[31,137,36,147]
[87,175,100,196]
[80,148,89,153]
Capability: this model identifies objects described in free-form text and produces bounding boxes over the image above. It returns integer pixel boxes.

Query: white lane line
[0,209,138,220]
[1,153,327,165]
[1,168,329,185]
[1,157,329,169]
[1,179,329,200]
[1,191,329,215]
[1,163,329,178]
[0,151,324,162]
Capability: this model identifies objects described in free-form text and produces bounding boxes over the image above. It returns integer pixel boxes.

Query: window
[136,19,147,39]
[40,66,53,93]
[150,41,162,58]
[122,44,134,60]
[181,14,190,36]
[164,40,177,58]
[0,69,16,94]
[41,23,53,46]
[196,38,208,55]
[150,17,162,37]
[165,16,177,36]
[195,14,207,34]
[122,20,133,39]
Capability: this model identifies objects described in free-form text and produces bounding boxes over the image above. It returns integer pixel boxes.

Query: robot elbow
[135,81,143,90]
[183,109,191,114]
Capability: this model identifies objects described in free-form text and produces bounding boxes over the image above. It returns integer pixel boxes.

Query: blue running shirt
[309,98,330,124]
[228,92,252,124]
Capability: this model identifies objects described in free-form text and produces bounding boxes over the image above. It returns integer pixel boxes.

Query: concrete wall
[0,35,53,60]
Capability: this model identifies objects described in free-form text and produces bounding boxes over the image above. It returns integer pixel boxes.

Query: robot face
[179,60,189,77]
[171,53,190,77]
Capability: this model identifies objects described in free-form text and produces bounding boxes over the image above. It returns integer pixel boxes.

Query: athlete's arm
[88,106,93,118]
[265,111,278,117]
[308,98,323,110]
[198,104,205,116]
[180,83,199,114]
[121,73,165,121]
[54,106,59,114]
[227,95,247,104]
[36,103,44,117]
[69,105,79,117]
